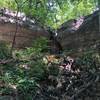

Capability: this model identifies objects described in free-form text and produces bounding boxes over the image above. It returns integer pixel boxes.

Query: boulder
[57,10,100,52]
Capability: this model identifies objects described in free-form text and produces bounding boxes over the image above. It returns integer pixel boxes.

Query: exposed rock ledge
[57,10,100,52]
[0,8,48,48]
[0,8,100,53]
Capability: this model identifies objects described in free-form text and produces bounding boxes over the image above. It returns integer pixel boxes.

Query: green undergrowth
[0,42,11,59]
[0,39,100,100]
[0,37,49,100]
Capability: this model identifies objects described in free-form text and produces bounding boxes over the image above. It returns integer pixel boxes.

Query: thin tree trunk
[10,1,19,55]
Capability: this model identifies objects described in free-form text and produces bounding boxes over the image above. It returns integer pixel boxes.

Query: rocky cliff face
[0,8,48,48]
[0,8,100,52]
[57,10,100,52]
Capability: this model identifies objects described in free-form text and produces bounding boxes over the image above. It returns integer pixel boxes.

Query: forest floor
[0,47,100,100]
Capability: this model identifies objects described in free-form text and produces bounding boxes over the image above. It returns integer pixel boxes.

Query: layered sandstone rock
[0,8,48,48]
[57,10,100,52]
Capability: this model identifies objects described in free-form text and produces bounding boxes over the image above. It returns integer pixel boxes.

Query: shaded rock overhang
[57,10,100,52]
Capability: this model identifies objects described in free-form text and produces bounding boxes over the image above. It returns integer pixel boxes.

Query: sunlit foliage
[0,0,97,28]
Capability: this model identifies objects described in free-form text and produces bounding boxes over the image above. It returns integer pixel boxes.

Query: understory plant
[0,41,11,59]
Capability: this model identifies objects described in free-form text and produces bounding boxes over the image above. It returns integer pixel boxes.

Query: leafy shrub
[75,52,99,72]
[32,36,49,53]
[0,37,58,99]
[13,37,48,60]
[48,64,59,76]
[28,60,46,80]
[0,42,10,59]
[0,87,14,95]
[17,79,37,100]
